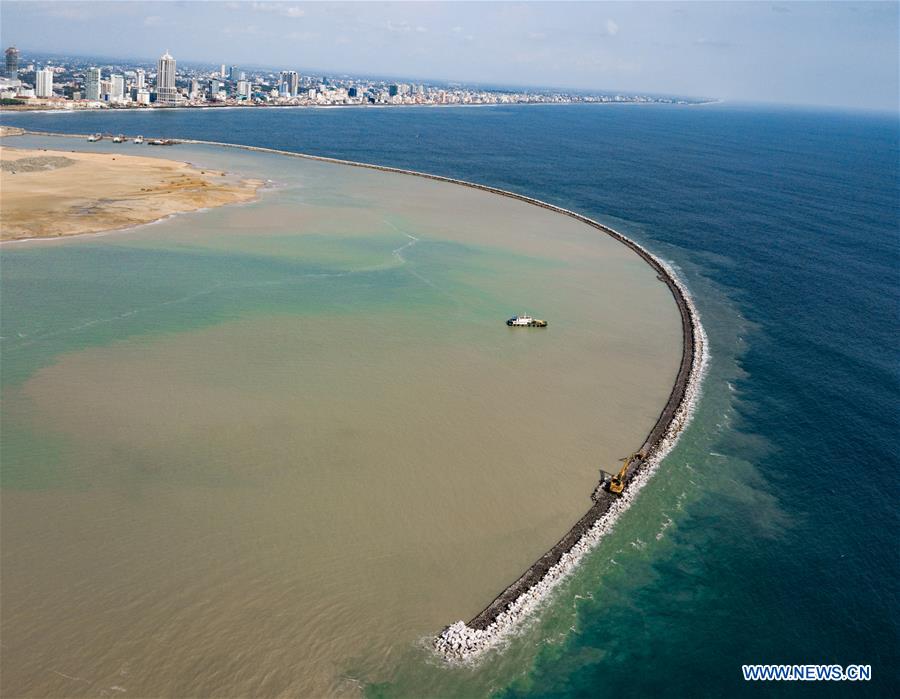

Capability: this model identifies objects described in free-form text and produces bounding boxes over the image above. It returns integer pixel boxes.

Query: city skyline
[3,46,703,109]
[1,1,897,112]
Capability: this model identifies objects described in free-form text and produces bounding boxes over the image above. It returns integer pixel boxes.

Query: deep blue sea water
[2,104,898,697]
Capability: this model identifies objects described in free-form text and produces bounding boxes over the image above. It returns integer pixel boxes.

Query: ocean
[1,103,897,697]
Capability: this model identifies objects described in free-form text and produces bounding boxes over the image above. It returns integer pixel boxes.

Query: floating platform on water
[506,314,547,327]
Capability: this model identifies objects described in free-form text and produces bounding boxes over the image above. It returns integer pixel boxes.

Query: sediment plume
[12,130,707,659]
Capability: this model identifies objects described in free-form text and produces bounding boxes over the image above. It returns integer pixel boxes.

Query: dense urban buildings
[0,46,709,110]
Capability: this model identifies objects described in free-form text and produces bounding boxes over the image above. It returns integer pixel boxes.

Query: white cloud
[386,20,408,33]
[42,4,98,21]
[606,19,619,36]
[143,15,163,27]
[232,3,305,19]
[385,20,427,34]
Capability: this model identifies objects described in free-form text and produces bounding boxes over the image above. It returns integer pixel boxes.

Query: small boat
[134,135,144,144]
[506,314,548,327]
[112,134,125,143]
[147,139,177,146]
[87,133,102,142]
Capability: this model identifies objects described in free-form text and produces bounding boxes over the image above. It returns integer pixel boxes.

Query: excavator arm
[607,452,641,495]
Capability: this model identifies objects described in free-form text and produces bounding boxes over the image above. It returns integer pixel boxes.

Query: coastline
[0,143,263,242]
[7,129,706,662]
[0,100,717,116]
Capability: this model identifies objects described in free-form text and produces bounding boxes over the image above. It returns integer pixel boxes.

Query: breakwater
[436,263,706,660]
[15,129,707,661]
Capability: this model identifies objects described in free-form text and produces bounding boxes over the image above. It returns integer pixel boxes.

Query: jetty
[465,231,697,632]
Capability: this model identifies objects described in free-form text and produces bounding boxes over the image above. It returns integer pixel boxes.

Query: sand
[0,146,262,241]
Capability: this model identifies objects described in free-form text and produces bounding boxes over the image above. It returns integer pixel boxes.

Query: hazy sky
[3,1,898,110]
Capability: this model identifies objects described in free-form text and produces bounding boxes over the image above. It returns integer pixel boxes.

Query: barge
[506,314,547,327]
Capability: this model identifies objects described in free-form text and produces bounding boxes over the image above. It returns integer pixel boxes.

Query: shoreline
[0,192,268,247]
[8,129,706,661]
[0,142,263,242]
[0,100,718,116]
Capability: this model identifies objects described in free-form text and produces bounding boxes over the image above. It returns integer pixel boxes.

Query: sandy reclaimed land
[0,145,262,241]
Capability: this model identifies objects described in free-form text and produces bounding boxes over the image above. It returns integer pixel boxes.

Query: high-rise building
[220,64,226,78]
[85,67,102,100]
[135,68,146,90]
[156,50,177,105]
[280,70,299,97]
[35,67,53,97]
[236,79,251,99]
[4,47,19,79]
[228,65,239,81]
[110,74,125,101]
[189,78,200,99]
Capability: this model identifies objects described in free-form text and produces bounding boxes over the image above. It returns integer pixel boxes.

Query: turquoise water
[2,105,898,696]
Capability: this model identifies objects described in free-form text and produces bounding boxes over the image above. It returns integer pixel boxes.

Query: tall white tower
[85,67,101,100]
[110,74,125,102]
[156,50,177,105]
[35,68,53,97]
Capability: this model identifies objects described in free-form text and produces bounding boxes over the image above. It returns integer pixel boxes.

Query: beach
[0,144,261,241]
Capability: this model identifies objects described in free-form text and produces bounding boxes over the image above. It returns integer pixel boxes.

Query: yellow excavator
[607,452,641,495]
